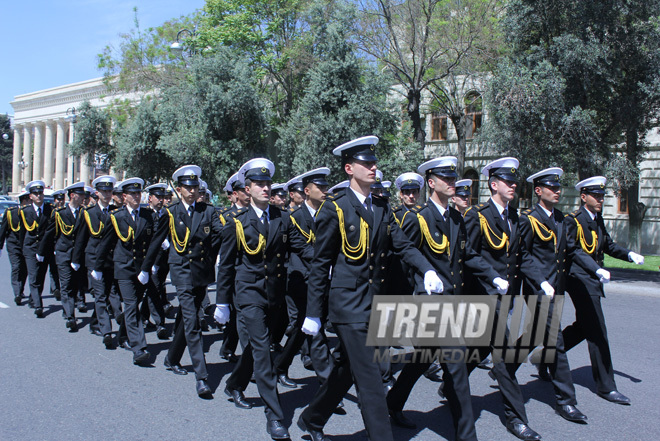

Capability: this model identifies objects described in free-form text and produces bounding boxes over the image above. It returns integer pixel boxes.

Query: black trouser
[564,279,617,393]
[166,285,208,380]
[301,322,394,441]
[274,277,332,383]
[141,275,166,326]
[117,278,147,354]
[220,305,239,357]
[226,302,284,422]
[492,295,576,424]
[48,254,59,293]
[93,269,117,336]
[57,262,80,320]
[25,253,48,309]
[387,347,477,441]
[7,250,27,299]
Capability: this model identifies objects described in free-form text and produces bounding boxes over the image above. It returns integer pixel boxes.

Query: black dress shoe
[597,390,631,405]
[423,362,443,382]
[389,409,417,429]
[266,419,290,440]
[277,373,298,388]
[220,352,239,363]
[437,381,445,398]
[506,422,541,441]
[200,318,209,332]
[536,363,552,382]
[35,308,44,318]
[163,303,174,316]
[556,404,587,424]
[133,349,151,366]
[477,357,493,370]
[103,334,114,349]
[77,303,88,313]
[66,318,78,332]
[119,339,131,350]
[156,326,169,340]
[164,358,188,375]
[89,327,103,336]
[196,379,212,398]
[224,387,252,409]
[14,296,21,306]
[297,416,330,441]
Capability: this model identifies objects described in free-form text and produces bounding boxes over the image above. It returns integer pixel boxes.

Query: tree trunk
[626,129,646,252]
[450,114,466,177]
[407,88,426,149]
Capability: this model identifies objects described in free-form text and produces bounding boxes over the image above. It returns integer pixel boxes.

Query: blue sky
[1,0,206,116]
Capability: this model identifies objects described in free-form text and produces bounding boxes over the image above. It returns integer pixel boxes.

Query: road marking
[0,301,9,308]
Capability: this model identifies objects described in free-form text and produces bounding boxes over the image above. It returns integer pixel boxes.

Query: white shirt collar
[584,206,596,220]
[429,197,448,218]
[69,204,79,215]
[537,203,553,218]
[32,202,43,212]
[181,200,195,213]
[350,186,369,205]
[251,203,265,220]
[490,197,508,215]
[97,201,110,211]
[304,201,317,218]
[127,205,139,217]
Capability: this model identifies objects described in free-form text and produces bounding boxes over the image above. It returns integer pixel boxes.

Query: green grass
[604,254,660,272]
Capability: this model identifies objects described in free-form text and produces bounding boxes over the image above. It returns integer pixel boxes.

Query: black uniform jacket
[20,203,53,256]
[287,204,316,280]
[216,204,289,308]
[39,206,85,265]
[72,203,118,271]
[145,201,223,288]
[401,200,498,296]
[306,188,434,324]
[464,199,522,295]
[96,206,155,279]
[0,206,24,254]
[519,205,568,295]
[565,205,630,297]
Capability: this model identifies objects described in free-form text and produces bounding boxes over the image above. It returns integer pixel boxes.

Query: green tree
[356,0,504,151]
[275,2,406,182]
[483,0,660,250]
[68,101,115,172]
[116,48,268,191]
[0,115,13,193]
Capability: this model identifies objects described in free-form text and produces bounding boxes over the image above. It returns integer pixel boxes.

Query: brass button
[459,270,463,275]
[381,279,385,283]
[264,265,268,269]
[369,279,373,284]
[199,241,203,245]
[277,274,281,278]
[369,265,373,270]
[188,251,192,254]
[381,266,385,270]
[458,259,462,263]
[453,284,457,289]
[450,271,454,276]
[189,259,192,262]
[371,253,375,257]
[265,276,268,280]
[201,257,204,261]
[277,253,281,257]
[277,264,280,268]
[380,253,385,257]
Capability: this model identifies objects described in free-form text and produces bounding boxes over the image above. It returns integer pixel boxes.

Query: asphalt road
[0,258,658,441]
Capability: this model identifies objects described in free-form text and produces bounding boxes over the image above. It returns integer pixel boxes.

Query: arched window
[431,112,448,140]
[463,169,480,206]
[465,92,483,139]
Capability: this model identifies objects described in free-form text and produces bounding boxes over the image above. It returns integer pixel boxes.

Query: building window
[463,169,480,206]
[465,92,483,139]
[431,112,448,140]
[618,188,629,214]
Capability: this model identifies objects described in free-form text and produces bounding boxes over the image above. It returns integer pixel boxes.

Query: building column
[43,121,55,188]
[33,123,44,181]
[67,122,76,184]
[22,125,32,185]
[12,127,22,193]
[80,154,91,184]
[55,120,66,189]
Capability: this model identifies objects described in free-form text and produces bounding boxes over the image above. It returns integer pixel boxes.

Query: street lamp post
[169,28,197,57]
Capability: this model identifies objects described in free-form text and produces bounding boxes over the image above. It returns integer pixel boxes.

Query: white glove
[214,304,230,324]
[137,271,149,285]
[71,262,80,271]
[629,251,644,265]
[91,270,103,281]
[36,254,44,262]
[596,268,610,284]
[540,281,555,297]
[492,277,509,295]
[161,238,170,250]
[151,265,159,275]
[423,270,443,294]
[302,317,322,336]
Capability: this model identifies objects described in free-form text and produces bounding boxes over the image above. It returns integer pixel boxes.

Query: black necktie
[502,208,511,235]
[103,208,108,216]
[132,210,137,222]
[188,205,193,217]
[36,207,41,218]
[262,211,269,225]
